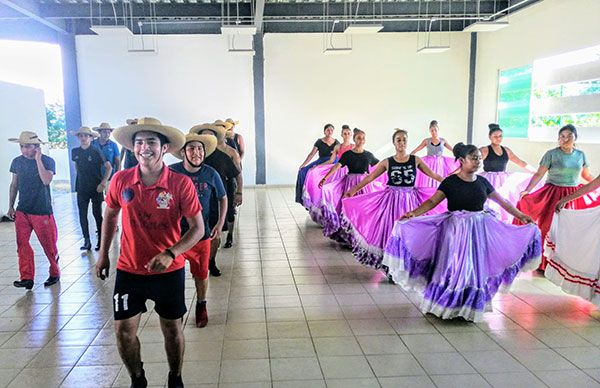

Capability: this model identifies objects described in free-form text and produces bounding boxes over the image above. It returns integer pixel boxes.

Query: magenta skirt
[383,211,541,322]
[480,171,542,223]
[341,186,447,269]
[320,173,386,242]
[303,164,347,223]
[415,155,459,188]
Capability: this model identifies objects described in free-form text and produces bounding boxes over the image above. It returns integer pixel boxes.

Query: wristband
[164,248,176,260]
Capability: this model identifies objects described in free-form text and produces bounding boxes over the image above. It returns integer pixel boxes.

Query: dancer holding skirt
[411,120,458,188]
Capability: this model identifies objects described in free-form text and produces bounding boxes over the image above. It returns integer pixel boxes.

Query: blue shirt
[92,139,120,178]
[540,148,588,187]
[9,155,55,215]
[169,162,226,240]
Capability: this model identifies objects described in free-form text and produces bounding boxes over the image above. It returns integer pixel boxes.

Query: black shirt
[204,149,241,225]
[438,174,495,212]
[314,139,340,158]
[339,150,379,174]
[72,146,106,193]
[483,145,509,172]
[9,155,55,215]
[122,148,138,170]
[387,155,417,187]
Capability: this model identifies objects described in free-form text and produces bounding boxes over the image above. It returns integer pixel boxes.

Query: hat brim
[113,123,185,152]
[189,124,226,143]
[93,127,114,132]
[8,138,46,145]
[171,134,218,160]
[70,130,99,138]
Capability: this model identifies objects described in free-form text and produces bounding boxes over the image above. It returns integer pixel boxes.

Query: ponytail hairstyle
[324,123,334,132]
[558,124,578,140]
[353,128,365,141]
[488,123,502,136]
[452,142,479,161]
[392,128,408,142]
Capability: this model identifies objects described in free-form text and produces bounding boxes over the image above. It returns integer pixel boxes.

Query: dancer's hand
[146,252,174,273]
[519,190,529,199]
[234,193,243,207]
[516,213,534,224]
[400,212,416,220]
[318,178,326,189]
[211,224,222,240]
[95,256,110,280]
[555,199,568,213]
[344,190,355,198]
[6,207,15,220]
[96,182,106,193]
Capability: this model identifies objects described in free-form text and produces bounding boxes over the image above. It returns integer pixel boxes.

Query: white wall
[263,32,471,184]
[474,0,600,174]
[76,34,257,184]
[0,81,47,215]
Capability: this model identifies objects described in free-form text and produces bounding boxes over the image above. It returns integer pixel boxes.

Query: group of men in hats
[7,116,245,388]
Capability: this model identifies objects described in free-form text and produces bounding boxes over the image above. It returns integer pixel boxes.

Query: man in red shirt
[95,118,204,388]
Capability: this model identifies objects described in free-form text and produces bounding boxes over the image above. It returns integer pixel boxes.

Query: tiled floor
[1,186,600,387]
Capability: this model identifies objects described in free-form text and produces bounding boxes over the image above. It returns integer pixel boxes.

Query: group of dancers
[295,121,600,322]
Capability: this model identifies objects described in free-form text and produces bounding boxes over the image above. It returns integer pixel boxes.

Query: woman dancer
[411,120,458,188]
[302,125,353,212]
[479,123,538,222]
[295,124,339,204]
[515,124,600,270]
[382,143,540,322]
[341,129,443,269]
[317,129,381,241]
[544,175,600,306]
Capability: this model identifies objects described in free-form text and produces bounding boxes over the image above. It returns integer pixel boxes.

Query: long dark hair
[453,142,478,161]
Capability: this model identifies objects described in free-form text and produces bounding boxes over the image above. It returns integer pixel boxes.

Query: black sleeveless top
[483,145,509,172]
[226,134,241,153]
[387,155,417,187]
[314,139,340,158]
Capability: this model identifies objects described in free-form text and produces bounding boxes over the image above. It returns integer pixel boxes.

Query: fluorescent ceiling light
[221,25,257,35]
[344,24,384,34]
[90,25,134,36]
[463,21,509,32]
[417,46,450,54]
[323,48,352,56]
[228,49,255,56]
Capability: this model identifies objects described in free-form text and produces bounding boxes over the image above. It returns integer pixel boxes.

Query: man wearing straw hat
[8,131,60,290]
[71,126,112,251]
[225,118,245,160]
[92,122,121,179]
[170,132,227,328]
[190,123,240,277]
[95,118,204,388]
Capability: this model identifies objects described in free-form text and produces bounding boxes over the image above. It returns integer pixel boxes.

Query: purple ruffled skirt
[341,186,447,269]
[382,211,542,321]
[303,164,346,223]
[320,173,386,242]
[415,155,459,188]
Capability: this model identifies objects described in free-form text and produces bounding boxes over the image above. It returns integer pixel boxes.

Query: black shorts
[113,268,187,321]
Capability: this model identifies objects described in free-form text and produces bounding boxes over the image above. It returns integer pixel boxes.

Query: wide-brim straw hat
[92,122,114,132]
[189,123,227,143]
[70,126,99,138]
[171,133,218,160]
[214,119,234,131]
[9,131,47,145]
[113,117,185,152]
[226,118,240,126]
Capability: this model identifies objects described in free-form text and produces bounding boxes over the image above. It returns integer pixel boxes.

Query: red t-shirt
[106,164,201,275]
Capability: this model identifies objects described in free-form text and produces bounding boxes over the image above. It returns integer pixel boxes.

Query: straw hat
[171,133,218,160]
[189,123,227,143]
[214,119,234,131]
[70,126,99,138]
[126,118,138,125]
[113,117,185,152]
[8,131,47,145]
[226,118,239,126]
[92,122,114,132]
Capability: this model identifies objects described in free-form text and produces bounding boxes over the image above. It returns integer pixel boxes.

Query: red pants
[15,211,60,280]
[183,238,211,280]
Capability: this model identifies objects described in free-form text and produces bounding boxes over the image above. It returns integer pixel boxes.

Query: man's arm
[211,196,228,239]
[7,173,18,219]
[35,149,53,186]
[97,161,113,193]
[96,205,121,279]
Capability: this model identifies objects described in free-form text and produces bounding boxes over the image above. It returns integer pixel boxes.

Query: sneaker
[44,276,60,287]
[167,371,184,388]
[195,301,208,328]
[80,239,91,251]
[130,363,147,388]
[208,260,221,277]
[13,279,34,290]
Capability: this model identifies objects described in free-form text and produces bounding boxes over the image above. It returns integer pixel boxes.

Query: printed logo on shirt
[122,188,135,203]
[156,191,173,209]
[390,165,415,186]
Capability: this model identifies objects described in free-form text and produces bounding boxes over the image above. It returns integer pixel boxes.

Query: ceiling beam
[0,0,68,34]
